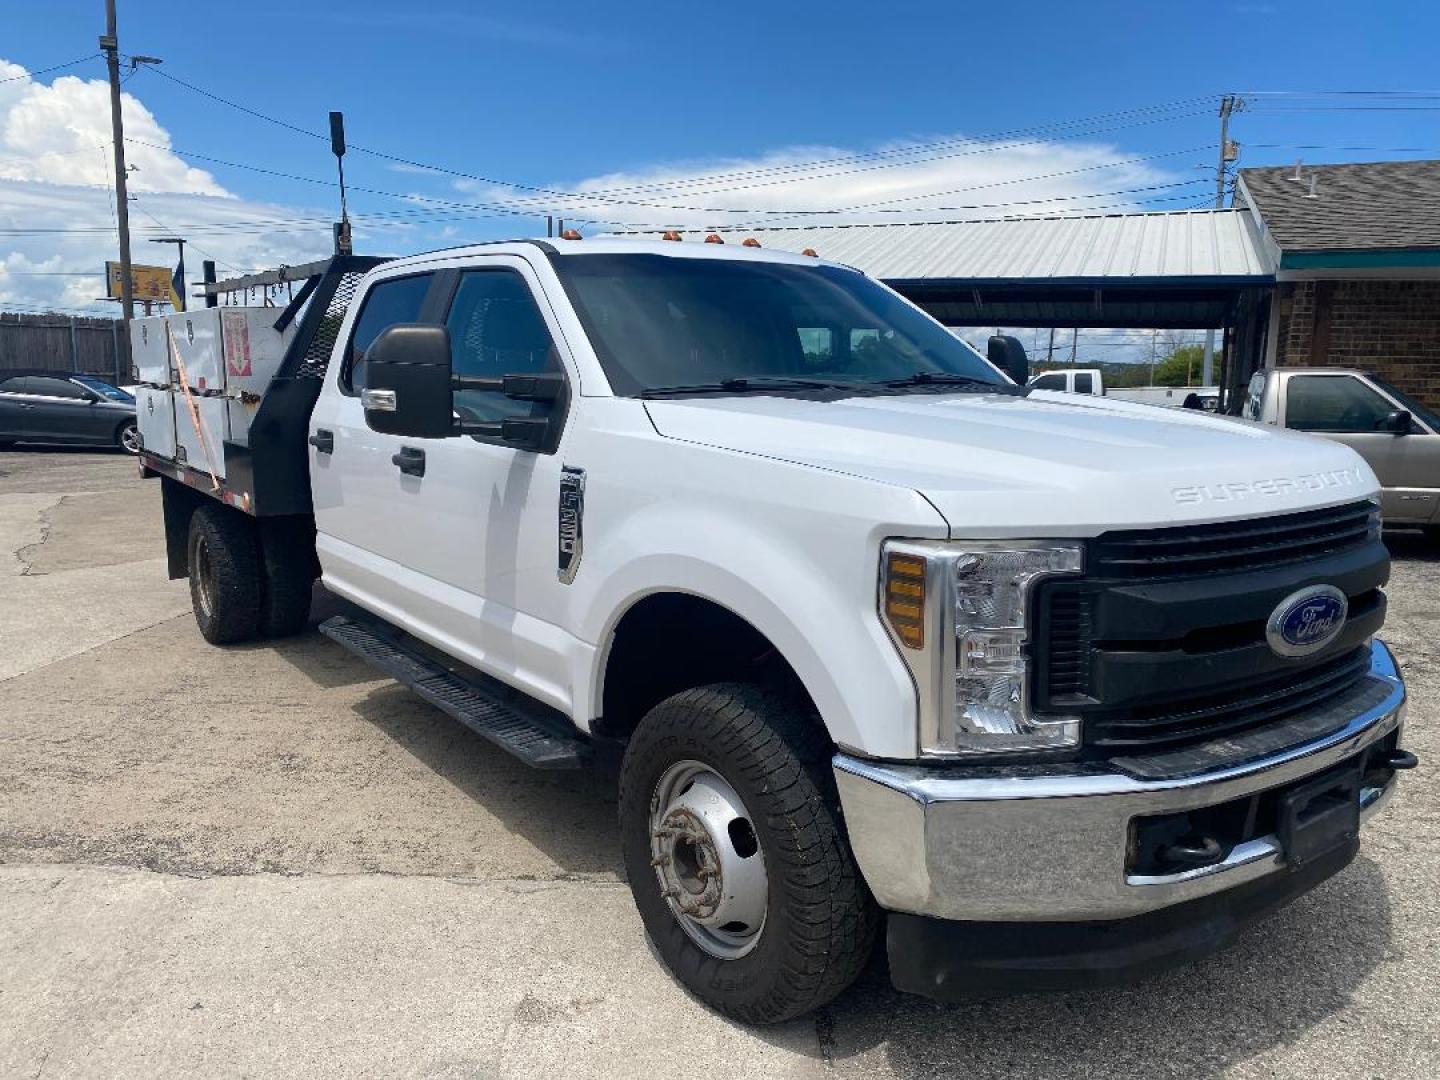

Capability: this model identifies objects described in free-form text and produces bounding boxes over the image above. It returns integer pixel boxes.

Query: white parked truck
[1029,367,1219,409]
[138,240,1413,1023]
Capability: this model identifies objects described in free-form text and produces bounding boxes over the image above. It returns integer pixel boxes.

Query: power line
[140,66,1217,218]
[0,53,102,85]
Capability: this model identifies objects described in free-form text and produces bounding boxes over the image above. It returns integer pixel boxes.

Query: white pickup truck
[136,239,1413,1024]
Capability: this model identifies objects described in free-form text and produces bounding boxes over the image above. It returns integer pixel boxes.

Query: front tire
[619,683,878,1024]
[188,504,261,645]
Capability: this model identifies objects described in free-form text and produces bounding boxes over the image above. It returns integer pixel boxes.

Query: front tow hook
[1160,835,1226,870]
[1384,749,1419,771]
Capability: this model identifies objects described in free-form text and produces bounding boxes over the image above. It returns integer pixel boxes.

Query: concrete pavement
[1,447,1437,1078]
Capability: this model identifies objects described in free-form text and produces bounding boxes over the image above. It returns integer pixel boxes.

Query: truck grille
[1035,500,1388,756]
[1091,499,1378,579]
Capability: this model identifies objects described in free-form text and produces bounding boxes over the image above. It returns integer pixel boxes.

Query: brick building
[1236,161,1440,409]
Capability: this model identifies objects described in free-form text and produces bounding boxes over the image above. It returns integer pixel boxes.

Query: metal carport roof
[653,209,1274,286]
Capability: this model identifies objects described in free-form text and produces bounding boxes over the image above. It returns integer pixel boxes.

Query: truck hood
[643,390,1379,536]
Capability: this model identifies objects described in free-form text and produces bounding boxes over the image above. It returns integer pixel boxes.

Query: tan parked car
[1243,368,1440,532]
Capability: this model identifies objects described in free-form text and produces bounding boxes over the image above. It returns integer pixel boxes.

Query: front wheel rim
[649,760,768,960]
[120,425,140,453]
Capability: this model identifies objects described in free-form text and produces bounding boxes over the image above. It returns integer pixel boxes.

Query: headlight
[881,541,1084,758]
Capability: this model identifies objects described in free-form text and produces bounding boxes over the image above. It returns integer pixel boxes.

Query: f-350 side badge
[558,466,586,584]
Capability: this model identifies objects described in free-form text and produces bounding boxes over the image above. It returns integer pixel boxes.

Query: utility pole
[1150,328,1158,386]
[149,237,186,311]
[1203,94,1243,386]
[1045,327,1056,367]
[1069,328,1078,365]
[100,0,134,323]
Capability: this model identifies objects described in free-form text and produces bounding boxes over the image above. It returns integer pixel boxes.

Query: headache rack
[137,255,388,516]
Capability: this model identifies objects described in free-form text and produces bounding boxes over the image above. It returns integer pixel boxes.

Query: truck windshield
[550,253,1008,397]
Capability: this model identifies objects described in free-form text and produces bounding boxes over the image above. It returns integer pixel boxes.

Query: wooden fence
[0,312,131,383]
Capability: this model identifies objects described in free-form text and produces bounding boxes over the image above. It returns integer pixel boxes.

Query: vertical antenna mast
[330,111,352,255]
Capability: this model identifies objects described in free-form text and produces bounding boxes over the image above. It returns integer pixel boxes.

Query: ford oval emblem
[1266,585,1348,658]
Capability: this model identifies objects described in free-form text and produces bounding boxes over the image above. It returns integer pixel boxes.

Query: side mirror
[1381,409,1413,434]
[362,323,566,451]
[988,335,1029,385]
[362,324,456,438]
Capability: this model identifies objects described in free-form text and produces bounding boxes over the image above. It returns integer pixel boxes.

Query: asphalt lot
[1,448,1437,1079]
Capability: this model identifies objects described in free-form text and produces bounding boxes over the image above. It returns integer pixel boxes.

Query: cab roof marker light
[560,228,583,240]
[704,234,725,244]
[801,248,819,257]
[742,238,762,248]
[661,231,683,241]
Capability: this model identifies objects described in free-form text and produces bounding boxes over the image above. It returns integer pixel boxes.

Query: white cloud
[0,59,341,314]
[457,135,1202,231]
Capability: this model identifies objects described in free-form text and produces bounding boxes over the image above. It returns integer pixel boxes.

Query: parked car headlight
[882,541,1084,758]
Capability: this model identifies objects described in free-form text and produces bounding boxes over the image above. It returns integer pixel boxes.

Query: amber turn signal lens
[884,552,927,649]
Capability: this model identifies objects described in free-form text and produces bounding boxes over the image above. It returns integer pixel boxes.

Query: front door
[1282,372,1440,522]
[310,257,578,712]
[23,376,110,445]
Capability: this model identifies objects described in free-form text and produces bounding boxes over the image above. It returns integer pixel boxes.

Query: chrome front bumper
[835,639,1407,922]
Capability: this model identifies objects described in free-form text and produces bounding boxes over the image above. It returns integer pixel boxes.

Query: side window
[1286,375,1395,433]
[28,376,89,400]
[343,273,435,393]
[446,270,559,424]
[0,375,27,394]
[1031,373,1067,391]
[1073,372,1094,395]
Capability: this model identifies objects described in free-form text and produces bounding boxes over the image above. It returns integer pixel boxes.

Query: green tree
[1153,344,1205,387]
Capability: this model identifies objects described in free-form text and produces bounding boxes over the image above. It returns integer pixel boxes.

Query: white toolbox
[128,307,295,462]
[173,394,230,479]
[129,317,172,385]
[134,386,177,460]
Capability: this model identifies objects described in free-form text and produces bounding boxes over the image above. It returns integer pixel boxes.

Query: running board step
[319,615,588,770]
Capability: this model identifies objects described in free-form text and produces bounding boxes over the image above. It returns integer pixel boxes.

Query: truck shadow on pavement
[790,855,1393,1078]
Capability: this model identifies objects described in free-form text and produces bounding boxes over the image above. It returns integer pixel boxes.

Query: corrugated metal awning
[647,209,1275,284]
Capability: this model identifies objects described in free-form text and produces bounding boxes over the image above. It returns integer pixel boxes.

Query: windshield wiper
[868,371,1005,389]
[639,376,852,398]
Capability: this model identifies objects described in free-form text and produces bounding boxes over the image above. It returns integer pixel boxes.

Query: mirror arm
[455,415,552,450]
[452,372,564,402]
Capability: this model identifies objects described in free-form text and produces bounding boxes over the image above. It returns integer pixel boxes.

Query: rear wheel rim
[193,534,215,619]
[119,424,140,453]
[649,760,768,960]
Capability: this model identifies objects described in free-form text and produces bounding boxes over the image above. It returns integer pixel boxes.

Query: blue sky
[2,0,1438,360]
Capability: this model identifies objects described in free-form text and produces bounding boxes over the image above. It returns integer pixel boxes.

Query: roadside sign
[106,261,181,309]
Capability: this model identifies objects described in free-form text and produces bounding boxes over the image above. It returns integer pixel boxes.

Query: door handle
[392,446,426,477]
[308,429,334,454]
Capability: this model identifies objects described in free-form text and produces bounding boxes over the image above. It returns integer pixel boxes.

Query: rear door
[1281,372,1439,521]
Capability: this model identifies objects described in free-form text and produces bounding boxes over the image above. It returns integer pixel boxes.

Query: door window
[0,375,27,394]
[446,270,559,424]
[1286,375,1396,433]
[27,376,90,400]
[1030,373,1067,391]
[1073,372,1094,395]
[343,272,436,393]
